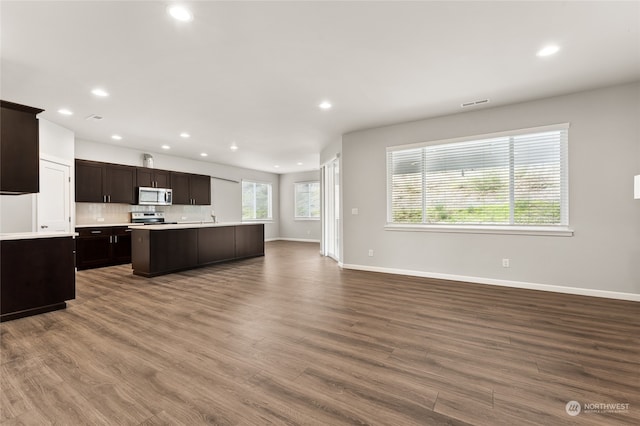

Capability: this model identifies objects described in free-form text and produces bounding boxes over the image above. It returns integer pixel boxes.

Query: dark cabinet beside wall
[75,159,136,203]
[0,100,44,194]
[75,226,133,270]
[1,236,76,322]
[170,172,211,205]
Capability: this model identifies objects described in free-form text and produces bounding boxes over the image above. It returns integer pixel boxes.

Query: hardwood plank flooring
[1,241,639,425]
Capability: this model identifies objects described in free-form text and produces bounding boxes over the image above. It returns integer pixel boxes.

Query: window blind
[387,124,569,227]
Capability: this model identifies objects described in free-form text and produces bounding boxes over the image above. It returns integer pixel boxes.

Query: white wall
[341,82,640,297]
[279,170,321,242]
[75,139,281,239]
[0,194,35,232]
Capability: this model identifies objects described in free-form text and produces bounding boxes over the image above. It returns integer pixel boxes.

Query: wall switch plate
[352,208,359,215]
[368,249,374,257]
[502,258,510,268]
[97,217,105,222]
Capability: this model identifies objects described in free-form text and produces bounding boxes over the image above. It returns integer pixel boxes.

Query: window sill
[242,219,273,224]
[384,223,574,237]
[294,217,320,221]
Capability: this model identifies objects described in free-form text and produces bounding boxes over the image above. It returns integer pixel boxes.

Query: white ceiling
[2,1,639,174]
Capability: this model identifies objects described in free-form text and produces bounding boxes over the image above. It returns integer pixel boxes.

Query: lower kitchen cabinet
[1,236,76,322]
[75,226,133,270]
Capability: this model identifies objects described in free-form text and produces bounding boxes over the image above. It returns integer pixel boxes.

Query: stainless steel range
[130,212,177,225]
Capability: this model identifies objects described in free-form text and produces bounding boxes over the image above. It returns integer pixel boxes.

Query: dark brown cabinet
[198,226,236,264]
[75,226,133,270]
[235,224,265,258]
[137,168,171,188]
[1,236,76,322]
[0,100,44,194]
[170,171,210,205]
[75,159,136,203]
[131,224,264,277]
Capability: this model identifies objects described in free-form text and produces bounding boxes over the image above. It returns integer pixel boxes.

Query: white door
[37,159,71,232]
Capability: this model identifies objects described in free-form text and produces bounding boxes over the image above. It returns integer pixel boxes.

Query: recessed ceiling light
[274,165,280,168]
[230,144,239,151]
[161,145,170,150]
[58,108,73,116]
[319,101,332,110]
[297,162,303,166]
[537,45,560,57]
[168,5,193,22]
[111,134,122,140]
[180,132,190,138]
[91,88,109,97]
[200,152,208,157]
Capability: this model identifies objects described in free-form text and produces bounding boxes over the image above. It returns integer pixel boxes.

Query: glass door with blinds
[321,157,340,261]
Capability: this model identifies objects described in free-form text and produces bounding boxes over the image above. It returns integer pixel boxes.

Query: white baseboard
[340,263,640,302]
[266,238,321,243]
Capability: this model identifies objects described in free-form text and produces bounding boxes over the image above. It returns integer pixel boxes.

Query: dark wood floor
[1,241,638,425]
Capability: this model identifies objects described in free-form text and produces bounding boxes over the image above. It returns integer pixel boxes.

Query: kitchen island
[130,222,264,277]
[0,232,77,322]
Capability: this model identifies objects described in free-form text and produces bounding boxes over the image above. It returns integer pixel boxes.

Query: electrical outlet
[97,217,104,222]
[502,258,510,268]
[368,249,374,257]
[352,208,359,215]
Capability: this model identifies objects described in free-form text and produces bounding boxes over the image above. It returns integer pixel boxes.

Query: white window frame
[385,123,573,236]
[294,181,320,220]
[242,180,273,222]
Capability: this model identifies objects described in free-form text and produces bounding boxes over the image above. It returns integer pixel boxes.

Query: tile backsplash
[76,203,215,225]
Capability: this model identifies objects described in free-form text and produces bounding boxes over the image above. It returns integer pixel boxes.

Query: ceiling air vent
[85,114,104,121]
[461,99,490,108]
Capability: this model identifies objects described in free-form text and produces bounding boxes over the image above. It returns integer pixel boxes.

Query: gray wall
[341,82,640,296]
[279,170,321,242]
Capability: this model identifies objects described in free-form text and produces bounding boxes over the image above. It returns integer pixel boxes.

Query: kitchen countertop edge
[0,232,79,241]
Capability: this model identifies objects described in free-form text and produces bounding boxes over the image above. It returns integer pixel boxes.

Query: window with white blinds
[242,181,272,221]
[387,124,569,227]
[295,181,320,219]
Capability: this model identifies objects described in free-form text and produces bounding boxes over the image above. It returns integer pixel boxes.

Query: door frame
[321,155,341,263]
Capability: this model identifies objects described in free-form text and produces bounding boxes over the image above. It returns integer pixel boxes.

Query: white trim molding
[266,238,320,243]
[340,263,640,302]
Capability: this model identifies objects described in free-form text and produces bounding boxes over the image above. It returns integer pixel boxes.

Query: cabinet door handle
[125,229,132,232]
[109,236,113,243]
[91,230,102,234]
[103,195,106,202]
[41,225,49,229]
[114,235,118,243]
[108,195,111,203]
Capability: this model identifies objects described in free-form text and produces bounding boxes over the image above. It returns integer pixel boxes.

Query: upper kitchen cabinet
[189,174,211,205]
[75,159,136,203]
[137,168,171,188]
[0,100,44,194]
[170,172,210,205]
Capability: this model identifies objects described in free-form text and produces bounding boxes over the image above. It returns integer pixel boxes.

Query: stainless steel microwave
[138,187,173,205]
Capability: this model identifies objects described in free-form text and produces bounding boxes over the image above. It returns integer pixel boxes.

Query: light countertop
[129,222,254,231]
[0,231,78,241]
